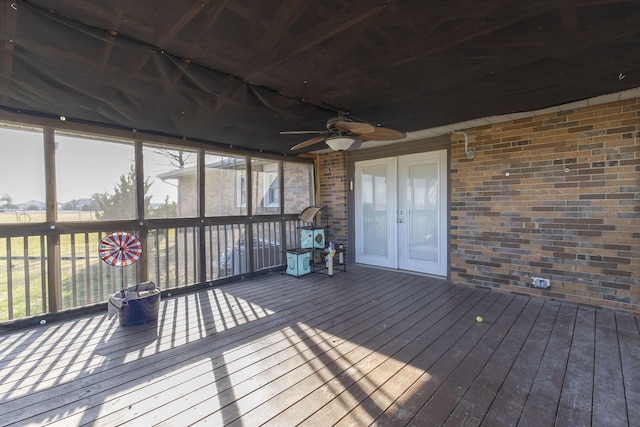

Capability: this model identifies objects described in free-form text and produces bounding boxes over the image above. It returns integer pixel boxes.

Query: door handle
[397,219,404,223]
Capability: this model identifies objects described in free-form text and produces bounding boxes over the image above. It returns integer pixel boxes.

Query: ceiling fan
[281,116,406,152]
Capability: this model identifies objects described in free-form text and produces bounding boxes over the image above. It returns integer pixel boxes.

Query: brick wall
[451,97,640,313]
[175,160,312,216]
[283,161,314,214]
[317,152,349,245]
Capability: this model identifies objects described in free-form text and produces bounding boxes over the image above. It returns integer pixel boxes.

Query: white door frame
[354,157,397,268]
[397,150,448,276]
[354,150,448,276]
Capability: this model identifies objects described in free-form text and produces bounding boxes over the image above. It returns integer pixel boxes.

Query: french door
[354,150,447,276]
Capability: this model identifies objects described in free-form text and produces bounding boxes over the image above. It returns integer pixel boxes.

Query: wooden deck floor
[1,266,639,426]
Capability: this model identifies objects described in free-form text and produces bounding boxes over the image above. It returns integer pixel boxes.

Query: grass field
[0,230,134,321]
[1,211,138,321]
[0,210,97,224]
[1,214,247,321]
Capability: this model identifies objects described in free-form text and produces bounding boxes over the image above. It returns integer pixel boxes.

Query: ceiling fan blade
[290,136,326,150]
[334,121,375,134]
[280,130,327,135]
[360,127,406,141]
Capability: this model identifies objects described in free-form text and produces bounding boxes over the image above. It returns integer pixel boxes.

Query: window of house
[251,158,280,214]
[264,164,279,208]
[236,171,246,208]
[205,153,247,216]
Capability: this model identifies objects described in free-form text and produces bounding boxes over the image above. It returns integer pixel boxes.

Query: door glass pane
[407,162,438,262]
[361,166,388,256]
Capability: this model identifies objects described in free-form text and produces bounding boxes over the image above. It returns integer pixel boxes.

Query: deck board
[481,301,561,426]
[404,293,524,426]
[172,275,440,426]
[443,297,544,427]
[0,265,638,426]
[299,287,480,427]
[343,290,504,427]
[292,288,482,427]
[593,310,628,427]
[555,306,595,427]
[617,313,640,424]
[518,303,577,426]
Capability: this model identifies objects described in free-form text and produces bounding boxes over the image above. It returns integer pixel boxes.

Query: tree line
[2,164,177,219]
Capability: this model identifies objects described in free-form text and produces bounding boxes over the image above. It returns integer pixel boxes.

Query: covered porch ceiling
[1,0,639,155]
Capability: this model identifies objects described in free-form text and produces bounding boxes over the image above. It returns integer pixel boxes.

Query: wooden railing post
[197,149,206,285]
[44,127,62,313]
[133,139,149,283]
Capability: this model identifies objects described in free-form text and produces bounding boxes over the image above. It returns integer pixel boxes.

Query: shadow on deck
[1,265,638,426]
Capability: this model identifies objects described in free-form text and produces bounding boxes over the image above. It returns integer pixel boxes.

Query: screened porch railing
[0,217,303,322]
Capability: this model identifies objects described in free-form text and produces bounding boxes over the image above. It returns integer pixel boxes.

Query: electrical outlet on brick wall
[532,277,551,289]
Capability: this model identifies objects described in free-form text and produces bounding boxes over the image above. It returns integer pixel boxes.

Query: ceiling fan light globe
[326,136,355,151]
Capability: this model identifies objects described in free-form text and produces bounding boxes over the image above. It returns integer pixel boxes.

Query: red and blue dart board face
[98,232,142,267]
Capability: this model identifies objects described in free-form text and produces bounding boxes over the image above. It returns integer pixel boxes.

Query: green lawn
[0,213,149,321]
[1,216,205,321]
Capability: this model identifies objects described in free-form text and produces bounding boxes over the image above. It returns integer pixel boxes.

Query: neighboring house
[157,158,311,217]
[157,157,314,276]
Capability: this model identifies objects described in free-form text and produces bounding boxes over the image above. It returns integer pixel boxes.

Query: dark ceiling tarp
[1,0,640,154]
[1,0,331,153]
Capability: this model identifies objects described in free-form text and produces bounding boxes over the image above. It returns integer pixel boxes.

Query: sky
[0,127,180,205]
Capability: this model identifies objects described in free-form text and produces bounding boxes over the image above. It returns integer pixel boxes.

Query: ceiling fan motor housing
[326,116,351,130]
